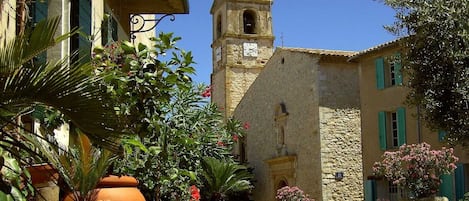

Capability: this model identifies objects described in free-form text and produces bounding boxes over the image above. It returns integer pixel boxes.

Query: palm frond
[26,129,115,201]
[0,16,125,150]
[201,157,253,199]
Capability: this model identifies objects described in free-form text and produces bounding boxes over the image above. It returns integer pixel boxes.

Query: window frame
[378,107,406,150]
[375,53,402,90]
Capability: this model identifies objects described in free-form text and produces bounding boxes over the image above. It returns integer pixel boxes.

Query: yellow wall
[0,0,17,46]
[356,44,469,181]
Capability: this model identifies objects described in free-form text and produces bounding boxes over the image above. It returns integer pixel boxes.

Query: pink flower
[232,134,239,142]
[217,141,225,147]
[202,85,212,98]
[190,185,200,201]
[243,122,250,130]
[373,142,459,198]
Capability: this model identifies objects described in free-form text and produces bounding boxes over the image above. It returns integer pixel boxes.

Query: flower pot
[26,163,59,185]
[64,175,145,201]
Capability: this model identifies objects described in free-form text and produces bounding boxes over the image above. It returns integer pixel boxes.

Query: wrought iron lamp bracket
[129,13,175,43]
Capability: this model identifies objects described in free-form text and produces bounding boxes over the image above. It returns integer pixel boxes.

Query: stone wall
[234,48,365,201]
[318,60,363,201]
[319,107,363,200]
[234,49,322,201]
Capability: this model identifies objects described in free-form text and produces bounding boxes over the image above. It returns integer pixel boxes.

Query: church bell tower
[210,0,274,118]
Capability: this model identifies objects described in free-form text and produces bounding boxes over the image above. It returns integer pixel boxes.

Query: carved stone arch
[242,9,257,34]
[266,156,297,200]
[276,178,289,190]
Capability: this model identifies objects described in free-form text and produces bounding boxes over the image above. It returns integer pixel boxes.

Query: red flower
[232,134,239,142]
[202,85,212,98]
[243,122,250,130]
[217,141,225,147]
[190,185,200,201]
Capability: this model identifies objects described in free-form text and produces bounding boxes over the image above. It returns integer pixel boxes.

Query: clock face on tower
[243,42,258,57]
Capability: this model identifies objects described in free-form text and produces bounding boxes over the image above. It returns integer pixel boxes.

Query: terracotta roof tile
[348,38,403,61]
[277,47,357,57]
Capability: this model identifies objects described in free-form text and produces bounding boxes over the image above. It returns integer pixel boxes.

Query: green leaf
[10,186,26,201]
[122,138,149,153]
[148,146,162,155]
[0,191,7,201]
[166,74,178,84]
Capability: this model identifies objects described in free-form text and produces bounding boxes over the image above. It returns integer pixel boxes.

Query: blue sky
[156,0,397,85]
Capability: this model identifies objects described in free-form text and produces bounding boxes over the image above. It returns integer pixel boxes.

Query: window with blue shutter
[71,0,91,61]
[397,107,406,146]
[438,130,447,142]
[394,53,403,85]
[33,0,48,63]
[33,1,48,25]
[375,57,385,90]
[79,0,91,60]
[101,14,119,46]
[379,108,406,150]
[440,174,454,200]
[375,53,403,89]
[455,163,465,200]
[378,111,387,150]
[364,180,376,201]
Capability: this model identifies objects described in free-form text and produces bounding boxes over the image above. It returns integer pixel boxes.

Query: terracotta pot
[26,163,59,185]
[64,175,145,201]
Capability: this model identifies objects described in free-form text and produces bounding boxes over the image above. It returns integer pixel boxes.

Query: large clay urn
[26,163,59,185]
[64,175,145,201]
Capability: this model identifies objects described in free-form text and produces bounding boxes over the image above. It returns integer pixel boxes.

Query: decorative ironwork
[129,13,175,43]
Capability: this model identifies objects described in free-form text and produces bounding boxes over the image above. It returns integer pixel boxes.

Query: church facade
[233,47,364,201]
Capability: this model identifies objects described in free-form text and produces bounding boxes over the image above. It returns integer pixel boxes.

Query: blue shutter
[111,17,118,41]
[365,180,376,201]
[455,164,465,200]
[440,174,454,201]
[34,1,48,63]
[394,52,403,85]
[79,0,91,60]
[397,107,406,146]
[34,1,48,23]
[438,130,447,142]
[375,57,385,90]
[378,111,387,150]
[101,15,118,46]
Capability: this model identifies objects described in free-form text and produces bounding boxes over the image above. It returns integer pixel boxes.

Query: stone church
[210,0,364,200]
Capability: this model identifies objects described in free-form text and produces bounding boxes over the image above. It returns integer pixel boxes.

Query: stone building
[209,0,469,201]
[233,48,363,201]
[210,1,364,200]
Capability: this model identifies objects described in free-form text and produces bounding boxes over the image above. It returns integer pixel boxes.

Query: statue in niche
[275,103,289,156]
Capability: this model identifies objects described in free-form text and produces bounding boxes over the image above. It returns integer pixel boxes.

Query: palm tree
[201,157,253,201]
[29,129,115,201]
[0,16,124,199]
[0,16,124,148]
